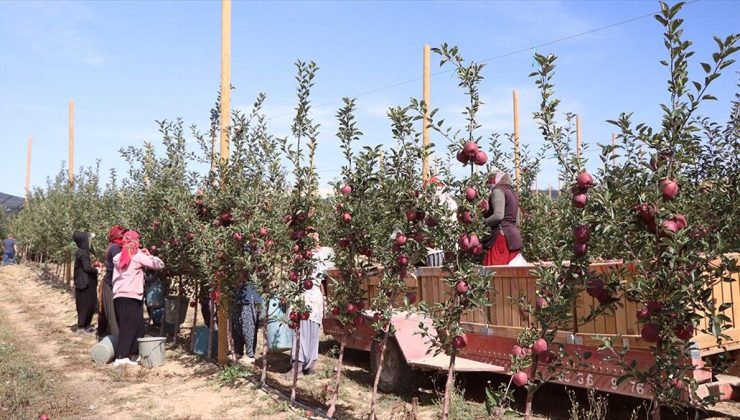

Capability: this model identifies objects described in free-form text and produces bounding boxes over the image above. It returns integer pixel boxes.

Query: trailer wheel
[370,338,417,393]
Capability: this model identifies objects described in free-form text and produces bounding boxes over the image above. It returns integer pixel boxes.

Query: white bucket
[91,335,118,364]
[138,336,166,367]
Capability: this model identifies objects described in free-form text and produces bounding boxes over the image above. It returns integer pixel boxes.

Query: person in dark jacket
[96,225,125,340]
[73,231,99,333]
[482,172,522,265]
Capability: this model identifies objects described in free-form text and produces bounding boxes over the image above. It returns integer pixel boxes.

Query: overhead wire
[266,0,700,122]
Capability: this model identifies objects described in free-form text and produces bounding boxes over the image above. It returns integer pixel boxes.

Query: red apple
[574,225,590,244]
[468,234,480,249]
[512,345,524,357]
[289,311,299,321]
[337,238,350,249]
[340,184,352,195]
[675,324,694,340]
[472,245,483,255]
[465,187,477,201]
[232,232,243,242]
[641,323,660,343]
[670,378,684,390]
[346,303,357,314]
[458,210,472,224]
[479,199,490,213]
[536,297,548,310]
[425,216,438,227]
[455,280,469,295]
[473,150,488,165]
[673,214,687,230]
[573,242,588,257]
[458,233,471,250]
[596,289,610,305]
[662,219,680,234]
[636,308,649,320]
[586,279,604,298]
[394,233,407,246]
[532,338,548,354]
[406,210,417,222]
[373,312,381,322]
[576,172,594,189]
[634,203,657,222]
[301,311,310,321]
[258,227,269,237]
[331,306,340,316]
[463,141,478,157]
[406,292,417,304]
[397,255,409,266]
[512,371,528,386]
[646,301,664,315]
[572,193,588,208]
[456,150,470,164]
[452,334,468,349]
[289,271,299,282]
[303,279,313,290]
[660,179,679,201]
[342,212,352,223]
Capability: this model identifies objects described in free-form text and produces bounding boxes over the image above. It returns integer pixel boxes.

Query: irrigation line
[266,0,701,122]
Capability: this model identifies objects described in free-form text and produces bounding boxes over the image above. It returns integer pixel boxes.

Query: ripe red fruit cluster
[452,334,468,349]
[571,172,593,209]
[661,213,688,235]
[457,233,482,254]
[573,224,590,257]
[456,141,488,166]
[455,280,469,295]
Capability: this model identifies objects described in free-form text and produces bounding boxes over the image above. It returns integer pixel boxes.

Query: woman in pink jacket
[112,231,165,366]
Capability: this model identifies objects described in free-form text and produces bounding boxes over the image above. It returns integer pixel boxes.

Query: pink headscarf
[118,230,141,270]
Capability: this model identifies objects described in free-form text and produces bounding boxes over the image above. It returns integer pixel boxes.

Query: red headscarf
[108,225,126,246]
[118,230,141,270]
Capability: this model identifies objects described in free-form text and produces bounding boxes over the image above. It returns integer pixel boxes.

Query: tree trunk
[226,316,235,361]
[189,284,199,352]
[207,299,215,360]
[369,326,390,420]
[524,356,539,420]
[290,324,301,401]
[261,309,269,386]
[441,350,457,420]
[326,332,347,418]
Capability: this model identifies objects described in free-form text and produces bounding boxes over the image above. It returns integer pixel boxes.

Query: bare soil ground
[0,264,737,420]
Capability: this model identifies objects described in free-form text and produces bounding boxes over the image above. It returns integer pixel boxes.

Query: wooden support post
[68,99,74,186]
[611,132,616,163]
[513,90,521,191]
[25,135,32,205]
[576,114,582,162]
[548,184,552,199]
[422,44,431,182]
[217,0,232,366]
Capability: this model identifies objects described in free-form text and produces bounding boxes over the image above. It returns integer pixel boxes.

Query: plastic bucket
[266,298,294,352]
[192,326,219,356]
[138,336,166,367]
[91,335,118,364]
[164,296,189,325]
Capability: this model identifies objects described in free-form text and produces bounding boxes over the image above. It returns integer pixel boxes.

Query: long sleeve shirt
[112,252,165,300]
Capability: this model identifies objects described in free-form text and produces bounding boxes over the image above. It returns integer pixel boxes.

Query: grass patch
[0,313,78,418]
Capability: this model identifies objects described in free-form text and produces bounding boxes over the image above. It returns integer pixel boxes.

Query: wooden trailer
[323,254,740,400]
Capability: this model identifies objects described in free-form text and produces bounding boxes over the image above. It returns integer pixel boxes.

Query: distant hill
[0,192,24,215]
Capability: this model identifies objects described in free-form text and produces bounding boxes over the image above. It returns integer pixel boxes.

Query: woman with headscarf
[73,231,99,333]
[482,172,522,265]
[112,231,165,366]
[96,225,125,340]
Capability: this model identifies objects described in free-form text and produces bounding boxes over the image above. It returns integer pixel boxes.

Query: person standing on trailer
[96,225,125,340]
[72,231,99,333]
[112,231,165,366]
[482,171,522,265]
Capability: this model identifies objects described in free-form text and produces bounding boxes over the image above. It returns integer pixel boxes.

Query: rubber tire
[370,337,417,394]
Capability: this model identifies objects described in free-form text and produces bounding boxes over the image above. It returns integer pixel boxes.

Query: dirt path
[0,265,302,420]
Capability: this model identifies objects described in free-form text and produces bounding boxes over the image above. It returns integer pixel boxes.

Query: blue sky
[1,0,738,197]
